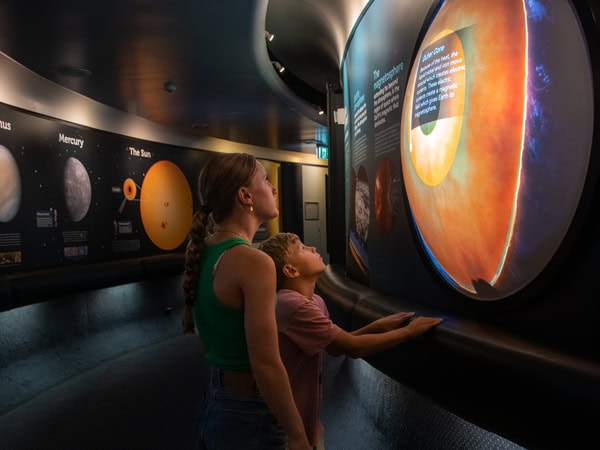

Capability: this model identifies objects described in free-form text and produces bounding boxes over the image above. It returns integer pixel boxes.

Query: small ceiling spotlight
[317,107,325,116]
[264,30,275,42]
[163,80,177,93]
[272,61,285,73]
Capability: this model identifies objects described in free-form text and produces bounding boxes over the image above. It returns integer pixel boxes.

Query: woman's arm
[239,247,310,450]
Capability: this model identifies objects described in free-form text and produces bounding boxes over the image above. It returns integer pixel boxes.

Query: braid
[183,210,210,306]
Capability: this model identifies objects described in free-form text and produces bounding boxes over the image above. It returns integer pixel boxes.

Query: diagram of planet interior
[400,0,594,300]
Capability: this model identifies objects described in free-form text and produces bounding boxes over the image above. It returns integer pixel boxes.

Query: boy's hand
[405,316,443,337]
[371,311,415,333]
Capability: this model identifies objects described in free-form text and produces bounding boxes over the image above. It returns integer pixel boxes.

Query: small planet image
[63,156,92,222]
[140,160,193,251]
[0,144,21,222]
[400,0,594,300]
[123,178,137,200]
[375,157,394,236]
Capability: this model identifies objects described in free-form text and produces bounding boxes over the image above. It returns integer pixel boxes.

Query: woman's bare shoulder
[224,243,275,270]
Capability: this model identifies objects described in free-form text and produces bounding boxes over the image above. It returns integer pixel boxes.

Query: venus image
[0,145,21,222]
[400,0,593,300]
[63,156,92,222]
[140,160,193,251]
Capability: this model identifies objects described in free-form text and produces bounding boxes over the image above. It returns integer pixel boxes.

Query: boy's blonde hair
[258,232,300,290]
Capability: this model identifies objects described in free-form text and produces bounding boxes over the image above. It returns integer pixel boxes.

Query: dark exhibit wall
[344,0,441,287]
[341,0,599,348]
[0,99,297,314]
[0,104,209,275]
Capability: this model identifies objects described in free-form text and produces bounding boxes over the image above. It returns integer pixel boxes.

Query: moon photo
[63,156,92,222]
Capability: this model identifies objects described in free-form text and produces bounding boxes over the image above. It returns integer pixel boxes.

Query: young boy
[258,232,443,449]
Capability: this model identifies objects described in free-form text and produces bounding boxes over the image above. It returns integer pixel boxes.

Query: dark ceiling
[0,0,367,153]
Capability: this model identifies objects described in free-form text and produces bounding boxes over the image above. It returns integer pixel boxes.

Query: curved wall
[326,0,600,447]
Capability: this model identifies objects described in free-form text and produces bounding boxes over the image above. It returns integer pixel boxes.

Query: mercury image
[63,156,92,222]
[0,144,21,222]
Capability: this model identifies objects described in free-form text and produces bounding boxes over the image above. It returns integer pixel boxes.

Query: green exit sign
[316,146,328,160]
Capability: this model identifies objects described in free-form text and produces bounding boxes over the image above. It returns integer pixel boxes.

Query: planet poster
[342,0,439,287]
[342,0,596,303]
[0,107,22,268]
[0,103,208,272]
[109,139,205,256]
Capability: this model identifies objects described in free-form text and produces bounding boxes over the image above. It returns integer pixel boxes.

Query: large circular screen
[400,0,594,300]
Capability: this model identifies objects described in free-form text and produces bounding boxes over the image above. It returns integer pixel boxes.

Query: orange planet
[401,0,526,296]
[123,178,137,201]
[140,160,193,250]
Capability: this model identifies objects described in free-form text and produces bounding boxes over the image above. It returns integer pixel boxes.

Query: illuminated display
[400,0,594,300]
[140,160,193,251]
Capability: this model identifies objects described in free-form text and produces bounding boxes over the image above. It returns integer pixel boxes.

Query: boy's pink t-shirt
[275,288,342,446]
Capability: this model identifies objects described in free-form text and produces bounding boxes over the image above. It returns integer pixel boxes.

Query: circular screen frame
[400,0,596,301]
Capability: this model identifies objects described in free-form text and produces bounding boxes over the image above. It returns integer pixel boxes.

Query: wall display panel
[0,106,106,270]
[343,0,440,287]
[0,104,210,273]
[0,105,20,268]
[400,0,595,301]
[109,138,203,256]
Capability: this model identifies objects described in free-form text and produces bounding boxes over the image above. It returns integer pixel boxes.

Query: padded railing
[316,263,600,449]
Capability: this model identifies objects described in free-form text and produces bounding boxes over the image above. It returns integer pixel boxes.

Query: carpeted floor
[0,334,367,450]
[0,334,209,450]
[0,333,523,450]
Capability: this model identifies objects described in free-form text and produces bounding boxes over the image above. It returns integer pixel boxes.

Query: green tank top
[193,238,252,371]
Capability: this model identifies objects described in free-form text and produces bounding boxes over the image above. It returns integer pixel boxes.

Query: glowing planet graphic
[400,0,594,300]
[0,145,21,222]
[140,160,193,251]
[63,156,92,222]
[123,178,137,201]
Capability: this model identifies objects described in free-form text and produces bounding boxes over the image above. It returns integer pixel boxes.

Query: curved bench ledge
[0,254,185,313]
[317,264,600,449]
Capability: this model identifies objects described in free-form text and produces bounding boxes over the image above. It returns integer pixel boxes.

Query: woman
[182,152,310,450]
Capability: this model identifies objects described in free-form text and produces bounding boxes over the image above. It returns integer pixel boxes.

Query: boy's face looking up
[285,238,327,278]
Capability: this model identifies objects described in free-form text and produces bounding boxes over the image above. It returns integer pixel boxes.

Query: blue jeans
[196,366,287,450]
